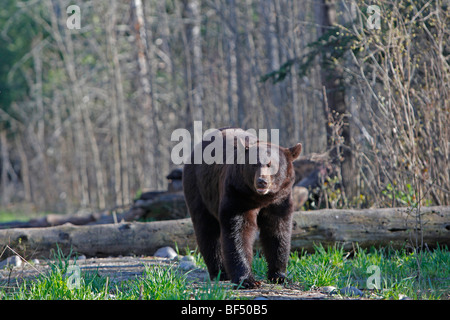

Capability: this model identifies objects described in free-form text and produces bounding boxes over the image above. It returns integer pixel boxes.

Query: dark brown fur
[183,128,301,288]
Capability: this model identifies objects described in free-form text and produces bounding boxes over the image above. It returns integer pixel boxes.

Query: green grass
[117,264,233,300]
[0,247,233,300]
[1,247,111,300]
[1,263,234,300]
[1,244,448,300]
[286,244,450,299]
[183,244,449,299]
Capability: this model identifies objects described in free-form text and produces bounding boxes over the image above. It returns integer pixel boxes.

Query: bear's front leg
[219,206,261,289]
[258,199,294,284]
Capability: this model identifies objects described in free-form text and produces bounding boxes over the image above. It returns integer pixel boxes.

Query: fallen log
[290,206,450,252]
[0,206,448,260]
[0,219,196,260]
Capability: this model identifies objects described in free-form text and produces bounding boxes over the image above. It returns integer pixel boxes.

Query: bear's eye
[267,161,271,168]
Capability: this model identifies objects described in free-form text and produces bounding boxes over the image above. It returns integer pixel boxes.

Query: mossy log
[0,206,448,260]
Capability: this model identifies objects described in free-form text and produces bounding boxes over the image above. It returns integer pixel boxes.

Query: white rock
[0,255,22,269]
[154,246,178,259]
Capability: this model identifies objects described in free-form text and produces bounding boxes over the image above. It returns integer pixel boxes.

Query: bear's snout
[255,176,270,194]
[256,177,268,188]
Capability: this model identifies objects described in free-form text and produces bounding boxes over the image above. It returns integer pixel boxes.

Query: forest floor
[0,255,366,300]
[2,243,449,300]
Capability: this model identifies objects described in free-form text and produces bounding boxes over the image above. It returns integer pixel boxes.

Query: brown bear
[182,128,302,289]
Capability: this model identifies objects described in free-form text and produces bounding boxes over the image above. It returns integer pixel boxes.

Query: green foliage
[288,244,449,299]
[259,58,298,84]
[260,25,358,84]
[382,183,432,207]
[0,0,49,128]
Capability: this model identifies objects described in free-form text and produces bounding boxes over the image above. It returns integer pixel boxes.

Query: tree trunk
[131,0,159,189]
[106,0,130,207]
[15,134,31,202]
[1,206,448,259]
[110,0,130,206]
[315,0,356,200]
[0,130,10,206]
[182,0,203,130]
[242,0,261,128]
[262,0,282,129]
[222,0,238,127]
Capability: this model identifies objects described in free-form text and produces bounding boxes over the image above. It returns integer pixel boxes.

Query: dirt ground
[0,255,362,300]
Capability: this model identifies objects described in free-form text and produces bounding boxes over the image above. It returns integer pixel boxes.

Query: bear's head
[239,140,302,196]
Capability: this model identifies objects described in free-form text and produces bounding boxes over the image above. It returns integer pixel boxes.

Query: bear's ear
[289,143,302,160]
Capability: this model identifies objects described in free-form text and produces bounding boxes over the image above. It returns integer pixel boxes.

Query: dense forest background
[0,0,448,213]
